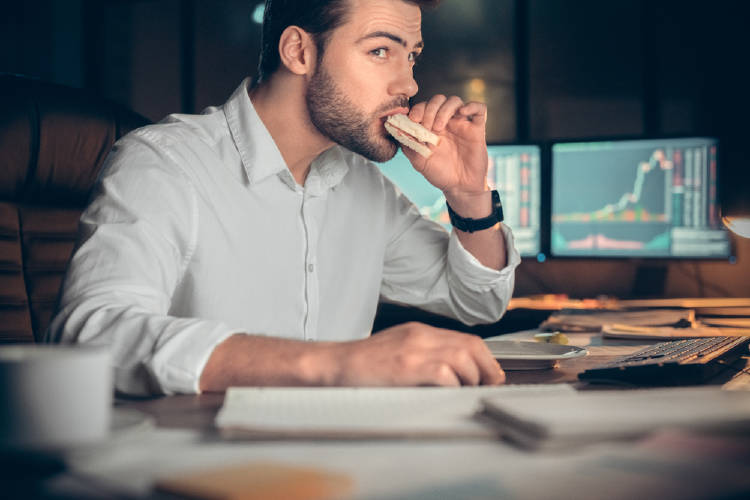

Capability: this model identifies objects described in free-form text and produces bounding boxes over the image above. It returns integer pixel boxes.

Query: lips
[380,107,410,120]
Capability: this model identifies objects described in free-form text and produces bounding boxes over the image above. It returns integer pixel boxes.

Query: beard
[306,63,405,163]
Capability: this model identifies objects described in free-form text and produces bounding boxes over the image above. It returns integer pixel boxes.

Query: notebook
[215,384,575,439]
[480,386,750,450]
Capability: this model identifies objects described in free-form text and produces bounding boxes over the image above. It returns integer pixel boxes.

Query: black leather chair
[0,75,150,343]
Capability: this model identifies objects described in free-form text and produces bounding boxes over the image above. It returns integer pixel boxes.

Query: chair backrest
[0,74,151,343]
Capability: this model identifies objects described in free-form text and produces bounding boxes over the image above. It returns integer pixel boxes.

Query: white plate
[484,340,588,370]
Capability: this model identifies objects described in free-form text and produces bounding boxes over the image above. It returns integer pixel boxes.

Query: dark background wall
[2,0,748,298]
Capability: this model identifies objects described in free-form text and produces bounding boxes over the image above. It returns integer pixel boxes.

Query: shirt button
[307,264,314,272]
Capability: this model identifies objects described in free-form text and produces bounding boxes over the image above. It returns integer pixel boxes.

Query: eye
[408,51,422,65]
[370,48,388,59]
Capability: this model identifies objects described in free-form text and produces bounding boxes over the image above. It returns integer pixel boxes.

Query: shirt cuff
[447,223,522,291]
[147,321,246,394]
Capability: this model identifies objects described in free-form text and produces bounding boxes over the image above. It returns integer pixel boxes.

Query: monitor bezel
[486,142,547,261]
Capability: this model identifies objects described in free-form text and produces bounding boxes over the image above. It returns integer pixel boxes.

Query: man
[46,0,521,395]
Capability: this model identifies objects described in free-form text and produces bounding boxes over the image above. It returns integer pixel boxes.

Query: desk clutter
[540,307,696,334]
[505,296,750,342]
[7,299,747,499]
[528,296,750,340]
[579,336,750,386]
[522,298,750,386]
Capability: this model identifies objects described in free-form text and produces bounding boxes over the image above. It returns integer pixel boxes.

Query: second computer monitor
[551,137,731,258]
[378,144,542,257]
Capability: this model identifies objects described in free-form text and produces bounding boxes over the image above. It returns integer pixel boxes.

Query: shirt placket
[300,191,320,341]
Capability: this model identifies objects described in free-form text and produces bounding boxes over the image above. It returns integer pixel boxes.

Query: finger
[432,96,464,133]
[419,94,447,130]
[401,146,427,173]
[496,363,506,384]
[407,102,426,123]
[424,362,461,387]
[468,336,506,385]
[448,348,482,386]
[484,359,506,385]
[456,101,488,126]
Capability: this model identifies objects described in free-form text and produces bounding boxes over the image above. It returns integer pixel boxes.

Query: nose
[389,64,418,99]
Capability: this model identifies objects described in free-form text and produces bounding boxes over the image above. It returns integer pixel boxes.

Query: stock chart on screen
[551,138,731,258]
[378,145,542,257]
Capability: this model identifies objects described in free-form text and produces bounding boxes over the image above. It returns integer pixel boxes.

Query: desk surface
[30,330,750,499]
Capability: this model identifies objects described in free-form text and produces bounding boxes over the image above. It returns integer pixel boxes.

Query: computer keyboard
[579,336,750,386]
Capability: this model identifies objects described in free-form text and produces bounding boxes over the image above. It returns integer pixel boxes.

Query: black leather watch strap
[446,189,504,233]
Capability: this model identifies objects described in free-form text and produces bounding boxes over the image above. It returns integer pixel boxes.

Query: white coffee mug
[0,345,112,451]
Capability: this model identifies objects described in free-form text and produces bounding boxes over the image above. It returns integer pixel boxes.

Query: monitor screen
[377,145,542,257]
[551,137,731,258]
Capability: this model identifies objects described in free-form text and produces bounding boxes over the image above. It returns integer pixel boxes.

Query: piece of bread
[384,114,440,158]
[386,114,440,145]
[384,122,433,157]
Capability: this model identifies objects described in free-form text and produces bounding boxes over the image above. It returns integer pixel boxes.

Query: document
[601,323,750,340]
[540,308,695,333]
[215,384,575,439]
[480,386,750,450]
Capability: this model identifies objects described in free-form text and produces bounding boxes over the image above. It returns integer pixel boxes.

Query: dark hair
[254,0,440,86]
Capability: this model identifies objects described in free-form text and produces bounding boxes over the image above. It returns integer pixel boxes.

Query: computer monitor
[550,137,731,258]
[377,144,542,257]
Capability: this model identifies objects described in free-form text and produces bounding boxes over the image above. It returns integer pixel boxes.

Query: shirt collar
[306,146,350,196]
[223,77,287,187]
[223,78,350,194]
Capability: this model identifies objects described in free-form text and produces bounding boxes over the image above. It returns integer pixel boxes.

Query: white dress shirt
[46,78,521,395]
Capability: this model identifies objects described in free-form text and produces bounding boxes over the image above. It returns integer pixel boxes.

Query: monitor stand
[631,263,668,298]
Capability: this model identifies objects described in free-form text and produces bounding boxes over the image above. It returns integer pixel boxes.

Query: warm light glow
[722,216,750,238]
[465,78,486,103]
[468,78,486,94]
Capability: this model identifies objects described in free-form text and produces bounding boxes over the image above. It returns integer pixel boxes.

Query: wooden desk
[26,331,750,499]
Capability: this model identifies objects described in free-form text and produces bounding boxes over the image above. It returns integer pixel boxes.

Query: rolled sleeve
[446,223,521,291]
[146,320,245,394]
[442,224,521,325]
[380,179,522,325]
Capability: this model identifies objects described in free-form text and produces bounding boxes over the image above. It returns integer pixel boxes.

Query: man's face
[305,0,423,162]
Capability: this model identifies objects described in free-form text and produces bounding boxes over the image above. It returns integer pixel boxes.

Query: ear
[278,26,317,76]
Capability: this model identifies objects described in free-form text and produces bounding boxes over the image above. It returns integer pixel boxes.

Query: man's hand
[402,95,489,199]
[398,95,507,271]
[328,322,505,387]
[200,322,505,392]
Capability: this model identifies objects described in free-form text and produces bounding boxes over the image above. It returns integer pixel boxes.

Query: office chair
[0,74,150,343]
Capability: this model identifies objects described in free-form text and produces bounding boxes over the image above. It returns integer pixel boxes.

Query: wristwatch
[446,189,504,233]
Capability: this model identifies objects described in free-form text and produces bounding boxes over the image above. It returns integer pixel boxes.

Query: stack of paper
[480,386,750,450]
[215,385,575,439]
[600,323,749,339]
[540,308,695,333]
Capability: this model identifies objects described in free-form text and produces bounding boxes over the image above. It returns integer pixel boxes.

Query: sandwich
[384,114,440,158]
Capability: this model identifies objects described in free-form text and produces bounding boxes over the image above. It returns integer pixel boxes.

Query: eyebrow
[357,31,424,50]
